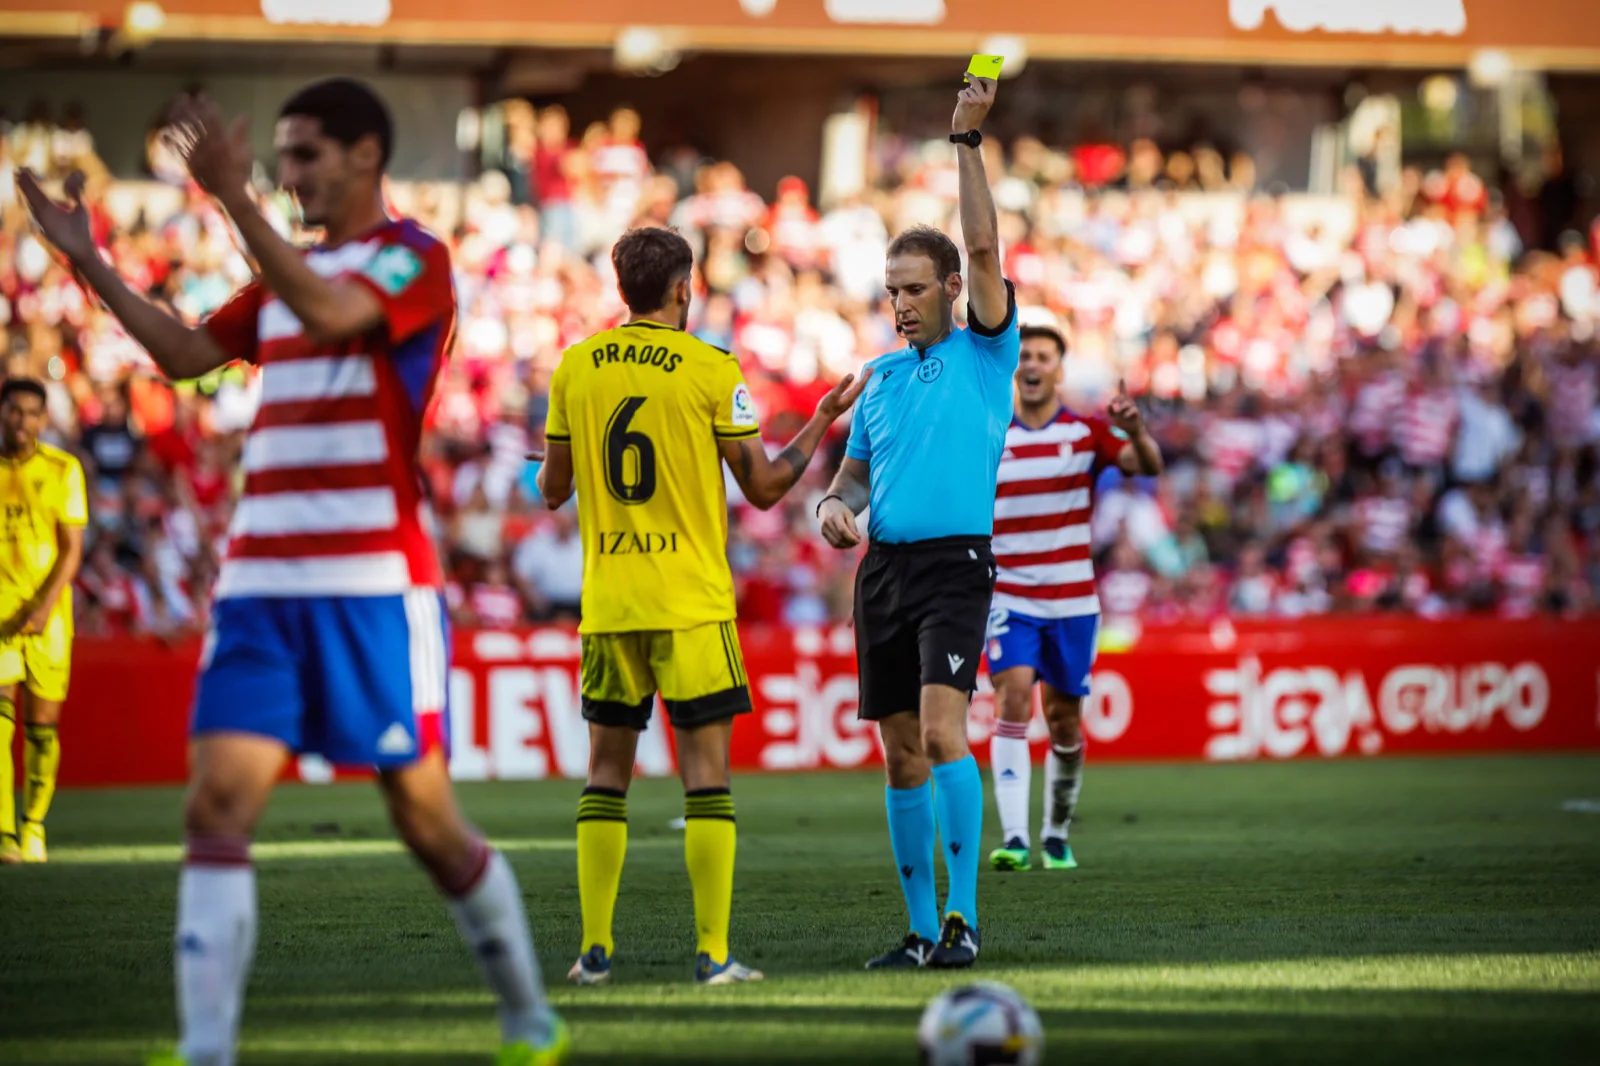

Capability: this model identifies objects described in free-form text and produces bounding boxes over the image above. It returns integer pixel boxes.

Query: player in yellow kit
[0,378,87,865]
[536,226,868,984]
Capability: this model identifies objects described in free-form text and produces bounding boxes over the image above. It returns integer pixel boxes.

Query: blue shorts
[983,607,1099,698]
[191,590,450,768]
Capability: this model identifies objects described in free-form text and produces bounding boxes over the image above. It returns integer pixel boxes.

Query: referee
[816,69,1016,971]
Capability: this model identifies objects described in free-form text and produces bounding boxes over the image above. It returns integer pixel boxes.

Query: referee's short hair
[1019,324,1068,357]
[887,225,962,281]
[0,378,47,406]
[612,227,694,314]
[280,78,394,170]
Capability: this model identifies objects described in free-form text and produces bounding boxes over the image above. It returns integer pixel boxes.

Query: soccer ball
[917,981,1045,1066]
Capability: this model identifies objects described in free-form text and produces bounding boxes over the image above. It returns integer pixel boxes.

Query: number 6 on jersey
[605,397,656,504]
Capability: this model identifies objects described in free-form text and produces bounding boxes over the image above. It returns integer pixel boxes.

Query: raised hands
[1107,378,1145,437]
[168,95,254,202]
[17,169,96,264]
[954,75,997,134]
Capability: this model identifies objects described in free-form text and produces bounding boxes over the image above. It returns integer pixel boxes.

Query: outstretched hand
[815,367,873,422]
[17,168,96,264]
[169,95,254,202]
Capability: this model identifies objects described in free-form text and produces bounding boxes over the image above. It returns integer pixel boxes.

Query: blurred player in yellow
[0,378,87,865]
[536,226,868,984]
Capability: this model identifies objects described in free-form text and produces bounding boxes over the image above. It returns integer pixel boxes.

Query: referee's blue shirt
[846,282,1020,544]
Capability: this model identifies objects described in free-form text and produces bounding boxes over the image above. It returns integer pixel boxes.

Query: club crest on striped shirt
[364,244,422,296]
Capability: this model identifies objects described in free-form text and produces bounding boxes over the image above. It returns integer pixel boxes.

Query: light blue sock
[885,782,941,942]
[931,755,984,927]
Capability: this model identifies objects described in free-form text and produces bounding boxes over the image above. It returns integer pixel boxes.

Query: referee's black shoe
[928,913,980,969]
[864,933,934,970]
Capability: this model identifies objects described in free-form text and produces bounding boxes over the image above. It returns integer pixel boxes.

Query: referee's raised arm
[952,75,1006,331]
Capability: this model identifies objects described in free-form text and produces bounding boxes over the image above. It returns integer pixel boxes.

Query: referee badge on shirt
[916,357,944,383]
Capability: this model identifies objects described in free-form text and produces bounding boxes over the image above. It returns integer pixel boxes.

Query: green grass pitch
[3,756,1599,1064]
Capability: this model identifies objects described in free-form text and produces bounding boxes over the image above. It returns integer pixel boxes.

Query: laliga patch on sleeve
[730,383,759,427]
[364,244,423,296]
[1110,426,1131,441]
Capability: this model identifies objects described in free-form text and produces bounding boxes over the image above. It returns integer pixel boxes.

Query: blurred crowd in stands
[1,98,1598,638]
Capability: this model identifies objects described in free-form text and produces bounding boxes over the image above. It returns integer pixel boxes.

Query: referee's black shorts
[852,535,996,721]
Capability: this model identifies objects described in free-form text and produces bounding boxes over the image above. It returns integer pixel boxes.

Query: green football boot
[989,836,1031,872]
[1041,837,1078,870]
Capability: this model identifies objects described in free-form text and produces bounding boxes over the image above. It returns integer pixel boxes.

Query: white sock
[1042,743,1085,841]
[446,848,556,1047]
[176,851,257,1066]
[990,723,1032,849]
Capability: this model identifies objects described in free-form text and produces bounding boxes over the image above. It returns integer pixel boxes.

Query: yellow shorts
[0,606,72,703]
[580,620,752,730]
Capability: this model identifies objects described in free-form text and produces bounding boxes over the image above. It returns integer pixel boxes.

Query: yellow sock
[0,699,14,839]
[23,723,59,826]
[575,787,628,956]
[684,788,736,964]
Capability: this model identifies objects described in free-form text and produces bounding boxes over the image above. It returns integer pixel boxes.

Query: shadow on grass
[8,987,1599,1066]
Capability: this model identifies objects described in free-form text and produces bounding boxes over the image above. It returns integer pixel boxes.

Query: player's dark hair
[0,378,47,406]
[280,78,393,170]
[1019,325,1067,357]
[887,225,962,282]
[612,227,694,314]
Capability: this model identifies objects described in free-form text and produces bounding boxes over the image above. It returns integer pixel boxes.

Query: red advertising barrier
[41,618,1600,787]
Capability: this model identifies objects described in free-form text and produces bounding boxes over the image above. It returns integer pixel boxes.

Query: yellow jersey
[0,442,89,619]
[546,319,760,634]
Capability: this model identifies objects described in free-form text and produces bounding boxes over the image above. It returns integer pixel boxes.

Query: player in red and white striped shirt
[983,324,1162,874]
[1348,362,1406,459]
[22,80,566,1066]
[1395,370,1459,473]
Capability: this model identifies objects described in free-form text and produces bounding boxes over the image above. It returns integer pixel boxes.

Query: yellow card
[966,54,1004,80]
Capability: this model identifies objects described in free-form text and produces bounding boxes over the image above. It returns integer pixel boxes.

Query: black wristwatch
[949,130,983,149]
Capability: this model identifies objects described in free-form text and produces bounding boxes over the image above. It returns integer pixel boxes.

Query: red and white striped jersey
[1355,494,1412,555]
[468,582,524,628]
[1348,371,1406,455]
[1395,385,1458,467]
[1098,567,1152,618]
[1202,416,1265,483]
[991,408,1125,619]
[202,219,455,600]
[1497,553,1546,618]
